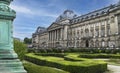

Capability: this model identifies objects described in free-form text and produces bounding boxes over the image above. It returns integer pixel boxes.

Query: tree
[14,39,27,60]
[24,37,32,44]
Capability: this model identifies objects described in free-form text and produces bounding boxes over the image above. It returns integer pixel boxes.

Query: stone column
[57,29,58,41]
[53,30,54,47]
[51,31,53,47]
[56,30,57,40]
[49,31,50,41]
[52,31,54,41]
[115,16,119,34]
[57,30,58,39]
[61,28,63,47]
[50,31,52,41]
[94,24,96,38]
[54,30,56,41]
[49,31,50,47]
[50,31,51,41]
[61,28,63,40]
[88,25,90,37]
[0,0,27,73]
[99,22,101,37]
[74,28,76,48]
[104,20,107,37]
[58,29,59,41]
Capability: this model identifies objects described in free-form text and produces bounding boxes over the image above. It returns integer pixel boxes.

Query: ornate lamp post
[0,0,27,73]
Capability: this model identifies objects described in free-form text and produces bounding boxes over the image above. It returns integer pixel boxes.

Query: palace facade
[32,1,120,49]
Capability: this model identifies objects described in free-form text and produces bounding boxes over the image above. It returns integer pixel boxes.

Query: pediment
[47,23,61,30]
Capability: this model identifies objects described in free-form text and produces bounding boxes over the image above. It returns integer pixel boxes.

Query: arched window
[101,40,105,47]
[101,25,105,37]
[90,27,94,37]
[95,27,99,37]
[81,29,83,38]
[85,29,89,37]
[95,40,99,47]
[107,24,110,36]
[90,40,94,47]
[76,41,79,48]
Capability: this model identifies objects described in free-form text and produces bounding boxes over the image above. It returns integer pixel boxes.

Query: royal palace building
[32,1,120,49]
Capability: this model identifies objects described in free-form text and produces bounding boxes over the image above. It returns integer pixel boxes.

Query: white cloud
[10,4,58,18]
[10,5,33,14]
[14,32,32,40]
[14,26,35,31]
[10,4,59,39]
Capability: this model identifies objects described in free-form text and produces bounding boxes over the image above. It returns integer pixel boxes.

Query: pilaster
[99,22,101,37]
[105,20,107,37]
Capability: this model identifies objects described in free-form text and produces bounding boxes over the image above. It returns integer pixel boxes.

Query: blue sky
[10,0,119,40]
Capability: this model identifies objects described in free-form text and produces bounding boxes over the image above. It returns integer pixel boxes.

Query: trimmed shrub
[79,54,120,59]
[28,48,120,54]
[25,53,107,73]
[35,53,66,58]
[24,61,69,73]
[14,40,27,60]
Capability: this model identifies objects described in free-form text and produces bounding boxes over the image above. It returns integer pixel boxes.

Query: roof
[55,9,77,23]
[71,4,120,24]
[35,26,47,34]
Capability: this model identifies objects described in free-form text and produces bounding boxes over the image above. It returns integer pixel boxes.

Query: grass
[24,61,69,73]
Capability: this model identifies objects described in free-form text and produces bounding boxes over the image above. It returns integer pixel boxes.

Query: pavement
[107,65,120,73]
[93,59,120,73]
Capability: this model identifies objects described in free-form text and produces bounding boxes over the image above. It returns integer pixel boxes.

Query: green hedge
[24,61,69,73]
[25,53,107,73]
[28,48,120,54]
[79,54,120,59]
[64,54,89,61]
[35,53,66,58]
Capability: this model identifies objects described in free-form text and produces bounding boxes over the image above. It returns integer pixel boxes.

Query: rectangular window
[96,30,99,37]
[101,29,105,37]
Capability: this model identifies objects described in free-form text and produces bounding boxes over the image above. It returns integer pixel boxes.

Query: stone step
[0,59,27,73]
[0,67,25,71]
[0,49,13,53]
[0,70,27,73]
[0,59,20,62]
[0,49,27,73]
[0,61,23,67]
[0,53,18,59]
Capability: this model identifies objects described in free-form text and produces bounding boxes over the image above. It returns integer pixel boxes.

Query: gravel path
[107,65,120,73]
[93,59,120,73]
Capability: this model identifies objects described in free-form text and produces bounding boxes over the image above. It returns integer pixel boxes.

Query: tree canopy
[24,37,32,44]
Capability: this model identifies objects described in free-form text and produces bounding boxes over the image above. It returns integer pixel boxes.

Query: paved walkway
[93,59,120,73]
[107,65,120,73]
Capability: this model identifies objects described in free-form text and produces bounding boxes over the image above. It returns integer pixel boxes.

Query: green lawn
[24,61,69,73]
